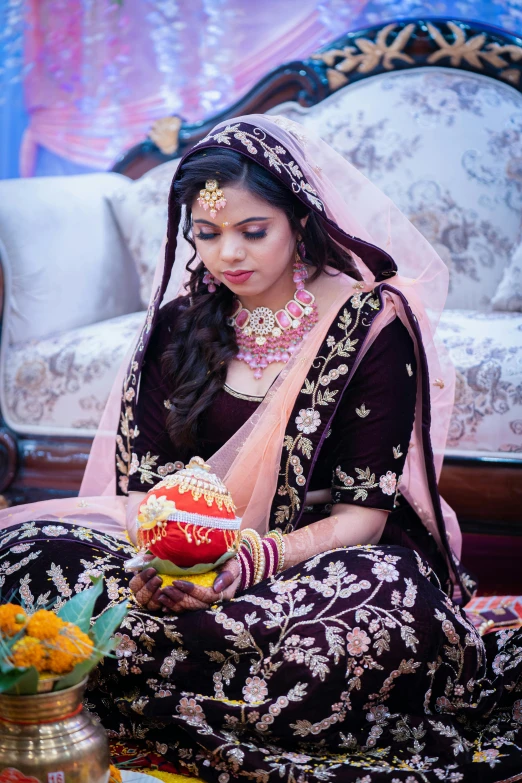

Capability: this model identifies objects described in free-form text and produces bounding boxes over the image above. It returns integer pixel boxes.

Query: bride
[1,115,521,781]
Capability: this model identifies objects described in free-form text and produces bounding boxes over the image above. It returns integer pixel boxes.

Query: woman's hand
[129,567,164,612]
[158,557,241,613]
[128,557,241,614]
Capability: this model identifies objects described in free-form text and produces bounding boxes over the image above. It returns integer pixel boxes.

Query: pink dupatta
[0,115,461,587]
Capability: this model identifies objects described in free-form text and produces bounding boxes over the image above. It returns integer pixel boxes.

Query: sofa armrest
[0,173,142,345]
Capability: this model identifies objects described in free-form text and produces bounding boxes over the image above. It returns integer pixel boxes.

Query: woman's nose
[220,235,245,263]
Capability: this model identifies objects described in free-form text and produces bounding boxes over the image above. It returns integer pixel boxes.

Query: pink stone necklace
[228,259,318,379]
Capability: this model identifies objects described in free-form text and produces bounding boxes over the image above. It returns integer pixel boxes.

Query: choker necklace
[228,258,318,379]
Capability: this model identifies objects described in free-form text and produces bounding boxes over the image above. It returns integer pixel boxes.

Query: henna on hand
[158,584,210,613]
[157,557,242,613]
[129,567,163,611]
[129,558,242,614]
[283,505,387,570]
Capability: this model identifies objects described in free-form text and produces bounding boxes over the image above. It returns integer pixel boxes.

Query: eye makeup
[195,229,267,241]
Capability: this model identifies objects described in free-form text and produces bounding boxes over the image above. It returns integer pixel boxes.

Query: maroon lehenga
[3,115,522,781]
[2,296,522,781]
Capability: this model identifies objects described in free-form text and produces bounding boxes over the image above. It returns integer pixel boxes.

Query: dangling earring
[293,238,309,291]
[196,251,220,294]
[202,268,220,293]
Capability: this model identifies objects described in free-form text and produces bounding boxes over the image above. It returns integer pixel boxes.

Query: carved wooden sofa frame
[1,17,521,532]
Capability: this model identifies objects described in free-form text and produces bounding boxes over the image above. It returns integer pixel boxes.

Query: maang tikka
[197,178,226,290]
[197,179,227,219]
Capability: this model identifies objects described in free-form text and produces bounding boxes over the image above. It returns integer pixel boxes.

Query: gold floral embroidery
[196,124,324,212]
[276,293,380,528]
[334,466,398,501]
[406,363,413,377]
[334,466,378,502]
[129,451,184,485]
[393,445,403,459]
[116,288,161,494]
[355,403,370,418]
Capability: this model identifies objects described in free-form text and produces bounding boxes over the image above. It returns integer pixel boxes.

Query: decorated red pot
[137,457,241,575]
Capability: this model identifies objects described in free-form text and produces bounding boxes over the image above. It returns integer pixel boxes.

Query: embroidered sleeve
[328,318,417,511]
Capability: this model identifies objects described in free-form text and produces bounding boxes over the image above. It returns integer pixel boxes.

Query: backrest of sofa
[269,66,522,311]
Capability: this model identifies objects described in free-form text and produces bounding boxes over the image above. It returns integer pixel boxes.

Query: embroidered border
[115,287,161,494]
[196,124,324,212]
[270,286,382,533]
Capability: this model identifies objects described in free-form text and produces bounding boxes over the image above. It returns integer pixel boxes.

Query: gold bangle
[266,529,286,573]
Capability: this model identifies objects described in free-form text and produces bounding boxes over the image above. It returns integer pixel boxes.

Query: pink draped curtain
[20,0,370,176]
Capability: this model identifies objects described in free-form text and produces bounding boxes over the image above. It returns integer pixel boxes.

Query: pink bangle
[238,535,283,590]
[262,536,279,579]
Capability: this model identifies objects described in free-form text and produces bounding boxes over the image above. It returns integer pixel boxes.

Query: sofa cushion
[492,241,522,312]
[107,159,181,307]
[0,173,141,344]
[271,67,522,310]
[439,309,522,457]
[0,311,145,438]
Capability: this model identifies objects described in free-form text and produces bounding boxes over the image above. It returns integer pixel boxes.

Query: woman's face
[191,184,301,303]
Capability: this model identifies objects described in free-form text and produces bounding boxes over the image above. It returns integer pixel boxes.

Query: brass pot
[0,678,109,782]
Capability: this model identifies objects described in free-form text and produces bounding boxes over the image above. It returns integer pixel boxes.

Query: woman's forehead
[191,184,282,221]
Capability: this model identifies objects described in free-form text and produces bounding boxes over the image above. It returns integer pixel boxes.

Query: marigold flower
[62,623,94,657]
[45,626,94,674]
[10,636,46,671]
[26,609,64,640]
[0,604,27,637]
[45,636,83,674]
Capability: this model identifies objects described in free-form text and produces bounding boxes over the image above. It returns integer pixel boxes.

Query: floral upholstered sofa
[269,67,522,460]
[0,19,520,520]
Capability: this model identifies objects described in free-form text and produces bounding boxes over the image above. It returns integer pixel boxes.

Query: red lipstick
[223,270,253,284]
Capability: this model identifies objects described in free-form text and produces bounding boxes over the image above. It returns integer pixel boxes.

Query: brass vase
[0,678,110,783]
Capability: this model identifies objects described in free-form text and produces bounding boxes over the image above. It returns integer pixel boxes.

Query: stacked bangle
[266,529,286,572]
[238,528,287,591]
[240,529,265,585]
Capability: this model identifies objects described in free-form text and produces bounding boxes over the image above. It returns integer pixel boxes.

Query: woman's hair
[162,147,358,451]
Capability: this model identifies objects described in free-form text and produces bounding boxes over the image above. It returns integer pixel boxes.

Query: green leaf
[92,601,128,650]
[0,667,28,693]
[57,576,104,633]
[1,665,39,695]
[0,635,15,671]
